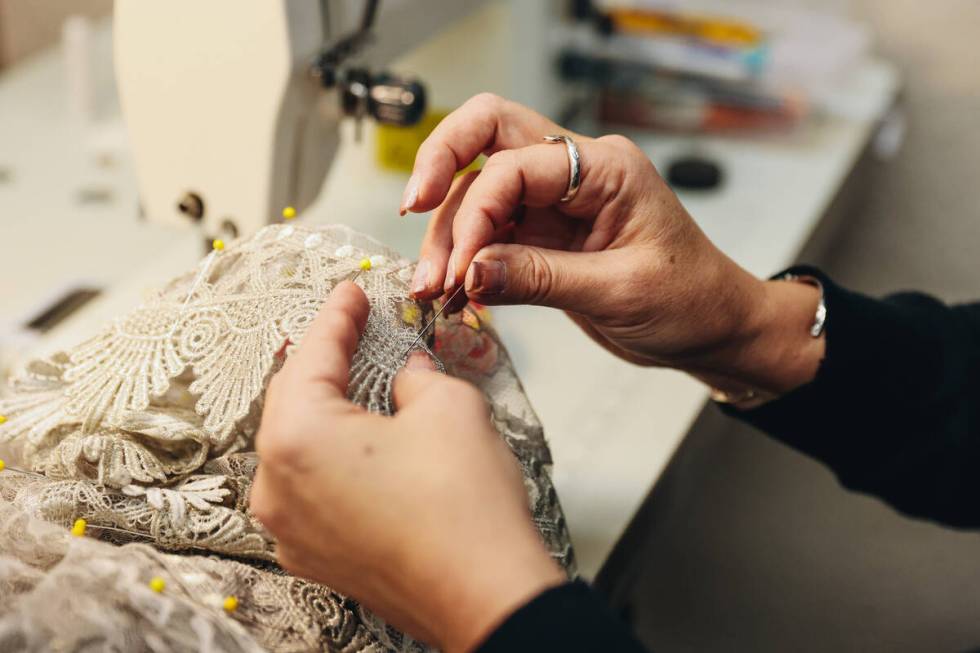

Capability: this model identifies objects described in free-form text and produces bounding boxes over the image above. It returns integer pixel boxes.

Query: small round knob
[177,192,204,221]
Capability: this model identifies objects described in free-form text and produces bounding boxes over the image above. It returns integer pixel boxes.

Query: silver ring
[543,134,581,203]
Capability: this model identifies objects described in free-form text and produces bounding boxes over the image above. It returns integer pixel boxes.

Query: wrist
[435,534,566,653]
[707,278,825,396]
[678,267,825,400]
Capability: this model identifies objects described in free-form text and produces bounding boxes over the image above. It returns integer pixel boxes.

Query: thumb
[286,281,370,399]
[463,243,623,316]
[392,352,441,410]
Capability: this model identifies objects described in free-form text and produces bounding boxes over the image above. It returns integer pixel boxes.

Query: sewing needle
[0,460,47,479]
[402,285,466,358]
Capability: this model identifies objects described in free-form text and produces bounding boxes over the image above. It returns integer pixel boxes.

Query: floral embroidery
[435,307,500,381]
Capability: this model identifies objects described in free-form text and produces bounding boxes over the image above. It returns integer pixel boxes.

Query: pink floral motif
[434,307,499,381]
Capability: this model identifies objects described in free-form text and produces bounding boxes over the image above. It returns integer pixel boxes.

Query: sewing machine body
[114,0,487,240]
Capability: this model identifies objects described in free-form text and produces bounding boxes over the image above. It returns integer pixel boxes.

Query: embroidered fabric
[0,223,575,652]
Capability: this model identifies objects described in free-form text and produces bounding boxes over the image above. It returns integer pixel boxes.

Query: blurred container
[0,0,111,69]
[375,109,482,174]
[562,0,872,131]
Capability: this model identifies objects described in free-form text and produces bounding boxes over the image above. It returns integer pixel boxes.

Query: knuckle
[250,488,284,533]
[256,428,303,472]
[483,149,515,171]
[276,547,304,576]
[597,133,637,153]
[522,248,555,305]
[468,92,504,113]
[597,134,649,169]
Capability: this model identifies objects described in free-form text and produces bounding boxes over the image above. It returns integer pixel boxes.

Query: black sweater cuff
[476,581,649,653]
[721,265,979,526]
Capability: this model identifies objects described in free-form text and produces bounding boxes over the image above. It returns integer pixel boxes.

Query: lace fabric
[0,223,574,652]
[0,496,386,653]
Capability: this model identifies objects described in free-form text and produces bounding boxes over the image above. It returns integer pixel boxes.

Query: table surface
[0,20,899,578]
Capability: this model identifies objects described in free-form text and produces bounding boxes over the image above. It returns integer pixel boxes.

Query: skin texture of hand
[404,93,824,395]
[251,282,566,653]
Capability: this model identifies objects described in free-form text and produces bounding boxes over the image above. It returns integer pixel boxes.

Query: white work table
[0,20,899,580]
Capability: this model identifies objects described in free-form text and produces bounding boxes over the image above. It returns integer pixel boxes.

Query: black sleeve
[476,581,649,653]
[721,265,980,528]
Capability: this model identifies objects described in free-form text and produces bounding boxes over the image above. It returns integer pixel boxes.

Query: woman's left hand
[250,282,565,653]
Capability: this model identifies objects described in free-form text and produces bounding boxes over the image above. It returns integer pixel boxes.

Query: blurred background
[1,1,978,651]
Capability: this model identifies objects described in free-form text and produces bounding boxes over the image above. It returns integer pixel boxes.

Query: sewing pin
[64,519,228,554]
[282,206,297,220]
[348,257,373,284]
[0,458,47,479]
[166,239,225,338]
[401,285,466,358]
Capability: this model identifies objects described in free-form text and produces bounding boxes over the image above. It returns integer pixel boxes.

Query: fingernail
[411,259,431,295]
[404,351,436,371]
[399,173,420,216]
[444,251,457,292]
[468,260,506,295]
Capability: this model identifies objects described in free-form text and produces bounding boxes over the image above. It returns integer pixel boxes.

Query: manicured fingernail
[399,173,420,216]
[468,260,506,295]
[411,259,431,295]
[405,351,436,371]
[444,251,457,292]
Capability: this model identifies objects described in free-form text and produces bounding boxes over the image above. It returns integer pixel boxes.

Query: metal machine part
[312,1,427,137]
[336,69,427,138]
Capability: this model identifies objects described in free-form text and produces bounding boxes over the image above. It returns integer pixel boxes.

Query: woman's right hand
[403,94,823,394]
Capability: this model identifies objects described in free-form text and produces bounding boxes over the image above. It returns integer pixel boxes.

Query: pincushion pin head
[282,206,297,220]
[212,239,225,251]
[223,595,239,613]
[349,258,373,284]
[149,576,166,593]
[71,518,87,537]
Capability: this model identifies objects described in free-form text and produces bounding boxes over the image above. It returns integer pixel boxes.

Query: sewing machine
[115,0,486,242]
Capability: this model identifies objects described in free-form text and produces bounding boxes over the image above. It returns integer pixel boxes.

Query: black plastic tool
[666,156,723,191]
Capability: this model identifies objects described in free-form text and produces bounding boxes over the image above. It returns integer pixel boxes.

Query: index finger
[405,93,568,214]
[281,281,371,401]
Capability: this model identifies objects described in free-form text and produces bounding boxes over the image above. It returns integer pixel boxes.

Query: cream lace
[0,224,574,652]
